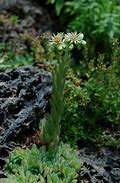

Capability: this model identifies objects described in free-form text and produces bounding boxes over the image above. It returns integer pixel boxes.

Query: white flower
[50,33,64,45]
[64,32,85,44]
[58,43,66,50]
[49,32,86,50]
[81,40,86,45]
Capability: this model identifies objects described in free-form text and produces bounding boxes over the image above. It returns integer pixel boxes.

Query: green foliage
[98,134,120,150]
[84,41,120,124]
[0,169,40,183]
[0,14,19,26]
[85,65,120,125]
[65,0,120,37]
[0,43,33,71]
[47,0,65,15]
[49,0,120,58]
[40,50,68,147]
[10,15,20,24]
[61,74,91,145]
[61,43,120,145]
[1,143,80,183]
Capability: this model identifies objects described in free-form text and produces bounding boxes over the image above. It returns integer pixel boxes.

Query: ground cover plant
[61,40,120,145]
[1,143,80,183]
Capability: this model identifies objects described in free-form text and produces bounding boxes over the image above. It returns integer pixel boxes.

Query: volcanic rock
[0,66,52,176]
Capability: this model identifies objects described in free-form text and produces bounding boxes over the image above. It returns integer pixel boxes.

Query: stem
[40,47,70,148]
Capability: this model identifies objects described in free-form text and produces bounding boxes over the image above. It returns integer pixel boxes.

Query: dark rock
[0,66,52,177]
[106,157,119,168]
[110,168,120,181]
[79,146,120,183]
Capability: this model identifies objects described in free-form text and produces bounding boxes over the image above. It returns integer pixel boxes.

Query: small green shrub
[85,57,120,125]
[97,134,120,150]
[61,44,120,145]
[1,143,81,183]
[65,0,120,37]
[61,74,91,145]
[48,0,120,58]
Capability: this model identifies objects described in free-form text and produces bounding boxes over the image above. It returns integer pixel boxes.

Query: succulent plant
[1,143,81,183]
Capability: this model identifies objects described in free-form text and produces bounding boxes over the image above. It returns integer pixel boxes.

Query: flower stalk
[40,32,86,148]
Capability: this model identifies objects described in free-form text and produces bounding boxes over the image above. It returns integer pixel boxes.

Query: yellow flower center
[52,34,62,44]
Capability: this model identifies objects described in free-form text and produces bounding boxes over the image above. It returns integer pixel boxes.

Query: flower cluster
[50,32,86,50]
